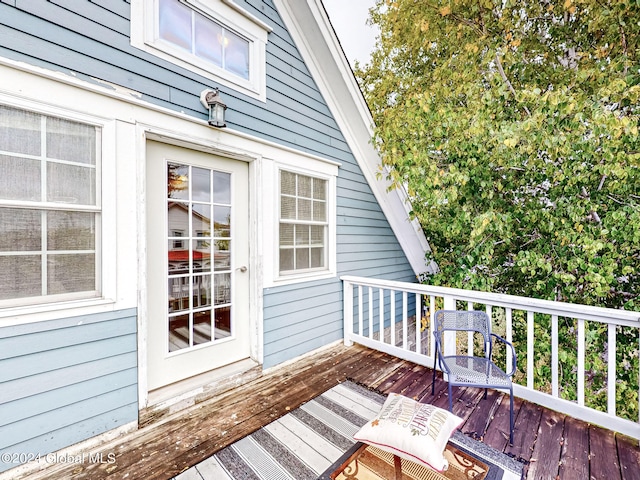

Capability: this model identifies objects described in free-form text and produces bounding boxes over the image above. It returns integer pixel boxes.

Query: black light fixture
[200,88,227,128]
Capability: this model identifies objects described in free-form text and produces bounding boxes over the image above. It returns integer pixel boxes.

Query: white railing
[342,275,640,440]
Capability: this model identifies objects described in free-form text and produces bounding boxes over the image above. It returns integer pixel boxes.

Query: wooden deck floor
[18,344,639,480]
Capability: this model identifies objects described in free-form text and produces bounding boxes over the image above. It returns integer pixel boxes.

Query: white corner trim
[274,0,435,276]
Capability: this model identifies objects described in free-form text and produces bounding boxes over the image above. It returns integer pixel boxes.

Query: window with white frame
[279,170,328,274]
[0,104,100,305]
[131,0,271,101]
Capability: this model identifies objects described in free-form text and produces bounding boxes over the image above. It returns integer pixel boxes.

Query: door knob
[237,266,247,272]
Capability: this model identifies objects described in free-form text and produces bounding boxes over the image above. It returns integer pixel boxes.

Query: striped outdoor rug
[174,381,523,480]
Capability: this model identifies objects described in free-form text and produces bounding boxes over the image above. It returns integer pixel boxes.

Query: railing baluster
[343,279,354,346]
[467,301,474,356]
[578,318,585,406]
[608,323,616,415]
[552,314,559,398]
[402,291,408,350]
[390,290,396,348]
[358,285,363,337]
[527,311,534,390]
[415,293,421,354]
[368,286,373,340]
[379,288,385,343]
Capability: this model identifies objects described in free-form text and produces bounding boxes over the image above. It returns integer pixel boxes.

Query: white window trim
[0,96,117,318]
[131,0,271,102]
[262,155,338,288]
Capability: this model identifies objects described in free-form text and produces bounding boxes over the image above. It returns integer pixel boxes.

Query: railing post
[443,295,456,356]
[343,279,354,346]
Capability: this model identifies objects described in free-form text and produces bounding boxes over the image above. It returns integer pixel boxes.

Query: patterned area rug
[176,381,523,480]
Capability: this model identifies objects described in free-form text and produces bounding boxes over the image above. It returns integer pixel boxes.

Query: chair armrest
[490,333,517,377]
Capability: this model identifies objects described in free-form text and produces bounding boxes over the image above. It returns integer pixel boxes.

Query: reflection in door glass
[166,162,233,352]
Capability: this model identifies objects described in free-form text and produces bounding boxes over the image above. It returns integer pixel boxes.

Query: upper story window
[0,105,101,306]
[132,0,271,101]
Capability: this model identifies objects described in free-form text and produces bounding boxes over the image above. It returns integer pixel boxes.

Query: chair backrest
[433,310,492,355]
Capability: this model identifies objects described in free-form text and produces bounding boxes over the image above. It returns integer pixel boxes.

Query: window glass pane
[193,242,210,273]
[279,248,294,271]
[169,313,189,352]
[192,275,211,308]
[295,225,310,246]
[280,171,296,195]
[47,253,95,295]
[47,163,96,205]
[298,198,312,220]
[313,200,326,221]
[279,223,294,246]
[192,167,211,202]
[310,247,324,268]
[0,208,41,251]
[0,105,41,156]
[296,248,310,270]
[0,155,41,201]
[224,29,249,79]
[47,211,95,250]
[280,196,296,220]
[159,0,192,52]
[298,175,312,198]
[313,177,326,200]
[214,240,230,269]
[213,171,231,204]
[46,117,96,164]
[193,309,212,345]
[0,256,42,300]
[214,306,231,339]
[168,162,189,200]
[214,206,231,237]
[194,14,223,66]
[310,225,324,246]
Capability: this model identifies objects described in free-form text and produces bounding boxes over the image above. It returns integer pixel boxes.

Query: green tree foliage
[358,0,639,307]
[357,0,640,419]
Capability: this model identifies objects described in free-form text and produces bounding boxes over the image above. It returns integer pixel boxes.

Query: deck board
[12,343,630,480]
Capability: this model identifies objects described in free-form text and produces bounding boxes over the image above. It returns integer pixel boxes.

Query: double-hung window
[279,170,328,274]
[0,105,100,306]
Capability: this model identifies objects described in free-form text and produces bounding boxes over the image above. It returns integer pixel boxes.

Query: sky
[322,0,378,68]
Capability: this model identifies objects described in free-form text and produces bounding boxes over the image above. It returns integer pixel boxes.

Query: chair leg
[484,388,488,400]
[432,364,436,395]
[448,384,453,412]
[509,388,514,445]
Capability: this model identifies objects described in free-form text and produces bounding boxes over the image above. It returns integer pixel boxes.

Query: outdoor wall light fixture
[200,88,227,128]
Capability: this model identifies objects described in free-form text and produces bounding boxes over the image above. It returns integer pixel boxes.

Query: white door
[146,141,250,391]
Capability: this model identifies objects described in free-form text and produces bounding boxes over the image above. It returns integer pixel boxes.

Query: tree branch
[494,52,531,116]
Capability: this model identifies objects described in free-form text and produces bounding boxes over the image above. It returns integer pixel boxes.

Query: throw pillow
[353,392,463,472]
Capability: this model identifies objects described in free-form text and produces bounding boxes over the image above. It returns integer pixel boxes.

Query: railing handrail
[341,275,640,327]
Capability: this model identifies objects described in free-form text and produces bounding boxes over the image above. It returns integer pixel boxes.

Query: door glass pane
[169,314,190,352]
[166,162,232,353]
[193,310,212,345]
[213,171,231,204]
[214,306,231,339]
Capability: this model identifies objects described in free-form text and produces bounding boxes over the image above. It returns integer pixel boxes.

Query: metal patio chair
[431,309,517,444]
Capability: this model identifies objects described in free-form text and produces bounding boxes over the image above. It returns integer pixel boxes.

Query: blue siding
[0,1,418,369]
[0,309,138,473]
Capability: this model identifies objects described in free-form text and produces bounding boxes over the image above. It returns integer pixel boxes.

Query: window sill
[0,297,121,328]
